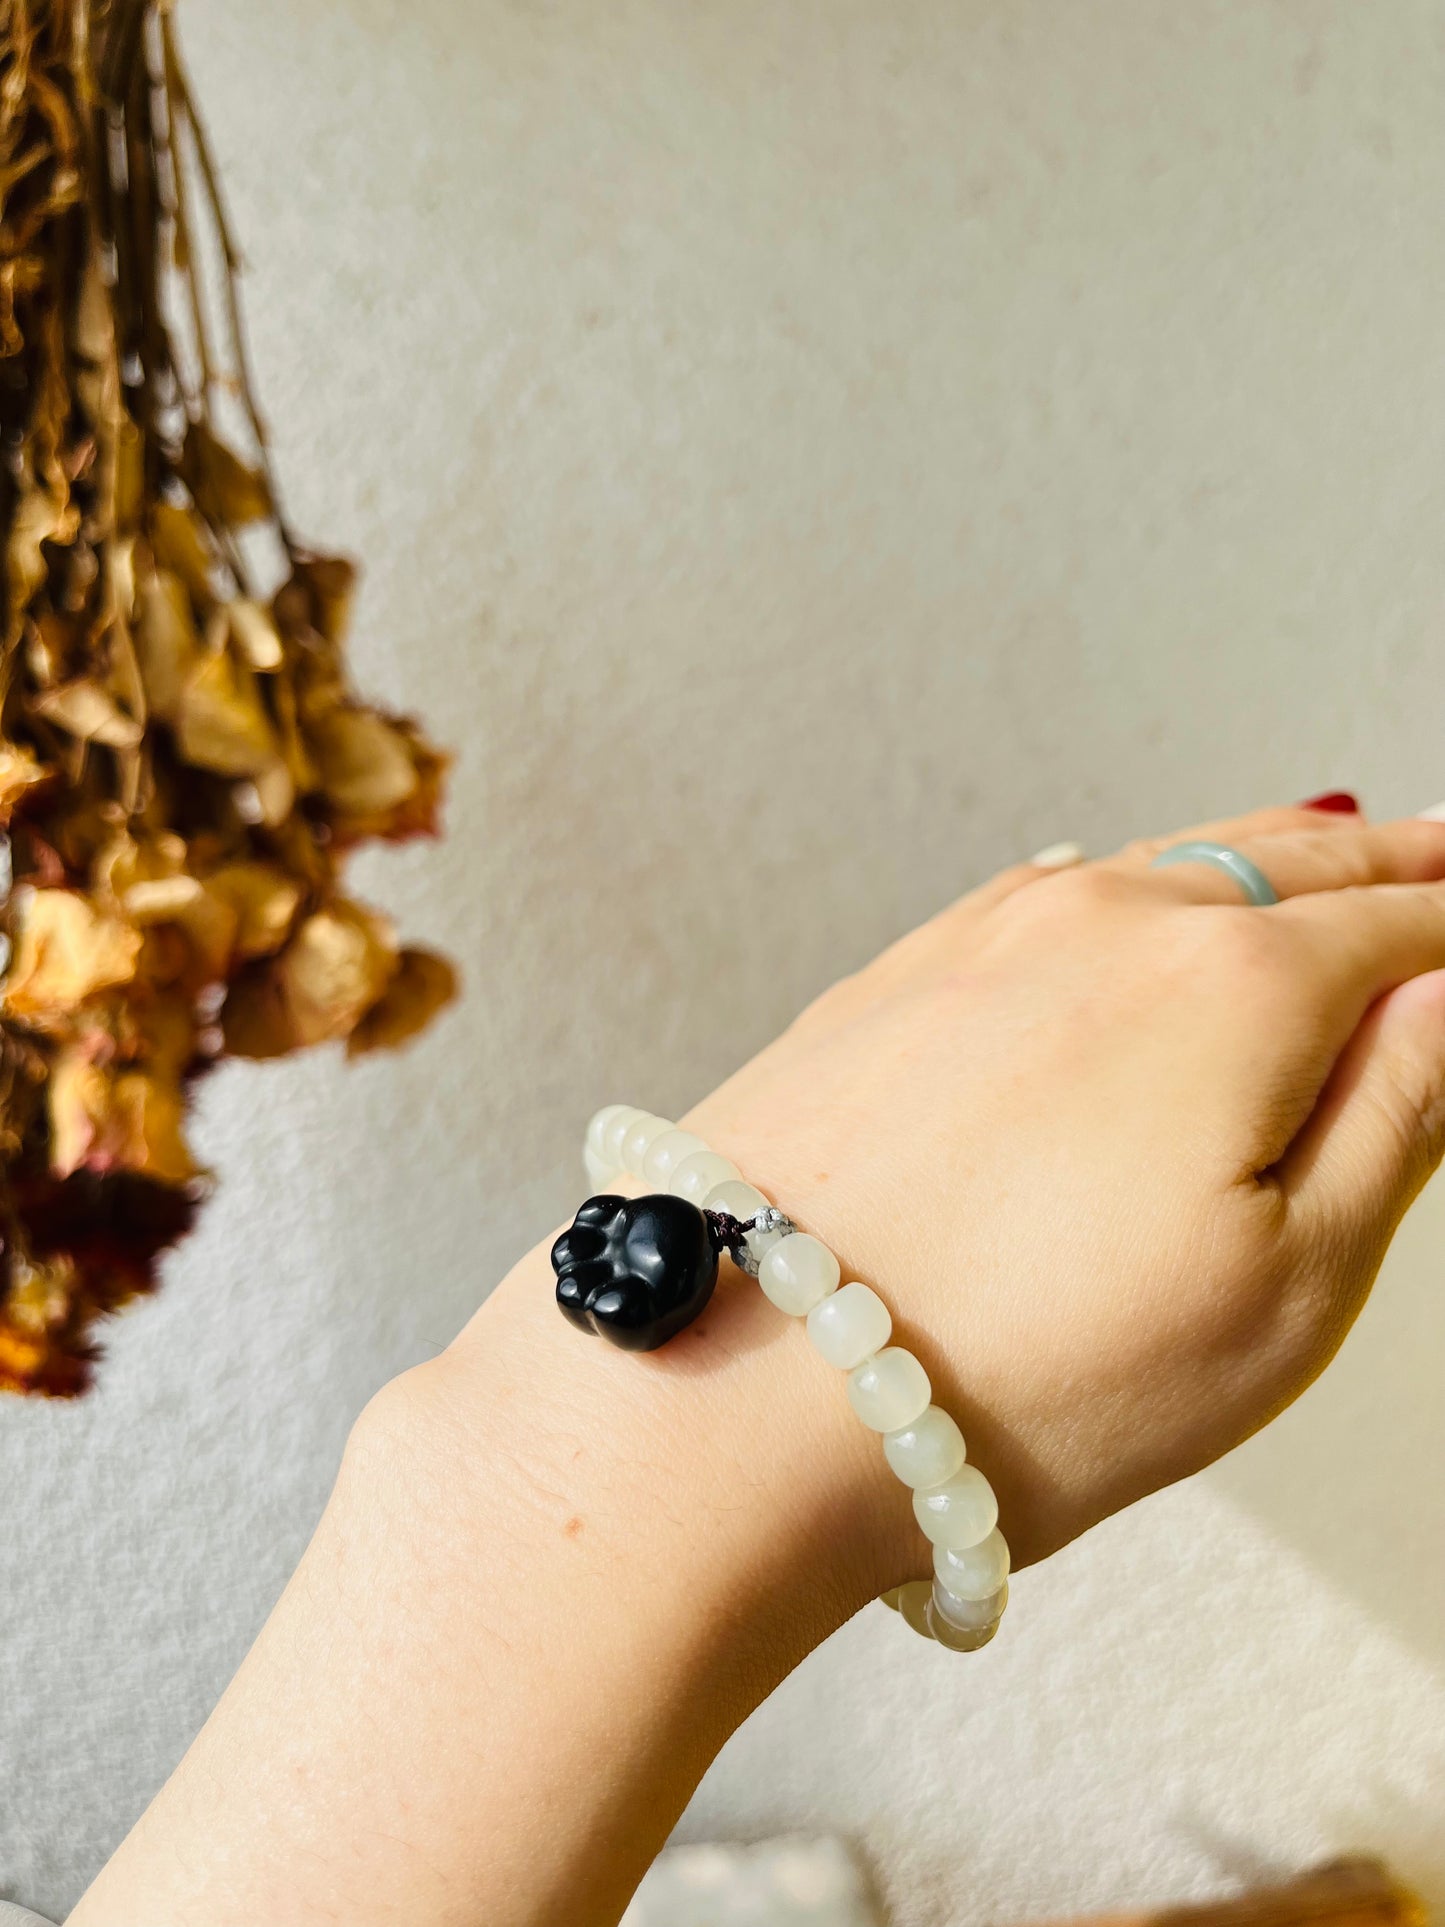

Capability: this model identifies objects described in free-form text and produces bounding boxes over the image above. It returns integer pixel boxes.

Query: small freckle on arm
[563,1516,584,1539]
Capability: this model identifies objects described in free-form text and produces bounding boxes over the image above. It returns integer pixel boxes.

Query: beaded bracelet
[550,1103,1010,1653]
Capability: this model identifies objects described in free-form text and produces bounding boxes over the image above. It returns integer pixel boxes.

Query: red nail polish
[1300,790,1360,814]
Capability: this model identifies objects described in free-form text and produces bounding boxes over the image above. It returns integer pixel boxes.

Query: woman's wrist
[335,1237,918,1920]
[682,1085,1066,1572]
[432,1232,921,1646]
[555,1099,1018,1646]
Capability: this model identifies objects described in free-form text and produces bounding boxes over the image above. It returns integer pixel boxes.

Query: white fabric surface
[2,4,1445,1923]
[623,1837,882,1927]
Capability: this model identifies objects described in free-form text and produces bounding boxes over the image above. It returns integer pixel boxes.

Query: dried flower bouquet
[0,0,454,1393]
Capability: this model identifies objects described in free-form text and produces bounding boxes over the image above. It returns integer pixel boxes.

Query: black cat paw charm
[551,1194,723,1351]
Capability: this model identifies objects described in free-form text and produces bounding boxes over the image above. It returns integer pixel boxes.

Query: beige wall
[2,3,1443,1920]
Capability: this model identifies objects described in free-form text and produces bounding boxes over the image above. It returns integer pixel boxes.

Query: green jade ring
[1150,839,1279,906]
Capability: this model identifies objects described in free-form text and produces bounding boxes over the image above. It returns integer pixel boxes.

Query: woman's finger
[1136,818,1445,906]
[1276,968,1445,1244]
[1201,876,1445,1172]
[1277,875,1445,1041]
[1112,802,1362,870]
[898,805,1375,979]
[959,804,1361,929]
[968,843,1085,904]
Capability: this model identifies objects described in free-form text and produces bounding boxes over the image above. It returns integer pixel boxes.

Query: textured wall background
[2,2,1444,1921]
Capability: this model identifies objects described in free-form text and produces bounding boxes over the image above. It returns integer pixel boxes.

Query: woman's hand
[688,802,1445,1571]
[73,801,1445,1927]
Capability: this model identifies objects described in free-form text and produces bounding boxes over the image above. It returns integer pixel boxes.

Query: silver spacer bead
[731,1205,795,1277]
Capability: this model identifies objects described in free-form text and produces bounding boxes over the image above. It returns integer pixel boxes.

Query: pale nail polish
[1416,803,1445,821]
[1030,840,1085,869]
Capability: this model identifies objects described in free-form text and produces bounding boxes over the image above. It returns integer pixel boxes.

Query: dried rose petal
[180,423,271,528]
[205,862,301,960]
[4,889,143,1023]
[276,901,399,1048]
[32,678,143,749]
[0,743,54,819]
[221,599,283,673]
[306,705,420,816]
[174,646,283,778]
[348,947,458,1056]
[134,567,203,721]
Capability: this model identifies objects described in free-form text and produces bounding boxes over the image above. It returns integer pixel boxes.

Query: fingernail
[1030,840,1086,869]
[1300,791,1361,814]
[1416,802,1445,822]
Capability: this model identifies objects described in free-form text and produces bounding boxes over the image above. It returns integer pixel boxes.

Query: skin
[69,802,1445,1927]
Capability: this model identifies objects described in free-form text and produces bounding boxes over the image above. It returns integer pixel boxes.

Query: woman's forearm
[69,1237,907,1927]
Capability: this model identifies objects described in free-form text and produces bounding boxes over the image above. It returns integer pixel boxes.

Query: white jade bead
[621,1113,674,1176]
[883,1406,966,1490]
[926,1582,1007,1650]
[670,1150,741,1205]
[702,1177,770,1221]
[895,1579,933,1637]
[931,1577,1008,1630]
[601,1106,645,1167]
[846,1347,931,1432]
[703,1178,788,1270]
[642,1128,707,1188]
[586,1104,631,1162]
[758,1233,839,1316]
[933,1526,1010,1601]
[913,1465,999,1550]
[806,1281,891,1371]
[584,1147,614,1190]
[747,1219,789,1267]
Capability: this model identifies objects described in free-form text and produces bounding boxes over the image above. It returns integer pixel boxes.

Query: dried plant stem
[158,9,291,554]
